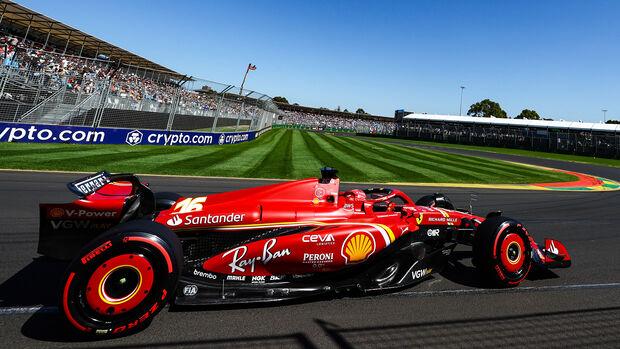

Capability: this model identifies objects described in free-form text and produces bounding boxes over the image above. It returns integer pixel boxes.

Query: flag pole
[240,63,251,96]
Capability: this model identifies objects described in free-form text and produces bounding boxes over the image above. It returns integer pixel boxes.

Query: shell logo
[50,208,65,218]
[341,230,376,264]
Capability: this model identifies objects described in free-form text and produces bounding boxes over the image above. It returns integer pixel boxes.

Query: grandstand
[0,0,279,133]
[394,113,620,159]
[277,103,396,134]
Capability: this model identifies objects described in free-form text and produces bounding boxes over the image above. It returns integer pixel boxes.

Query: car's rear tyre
[473,216,532,287]
[154,192,182,211]
[59,220,182,336]
[415,193,455,210]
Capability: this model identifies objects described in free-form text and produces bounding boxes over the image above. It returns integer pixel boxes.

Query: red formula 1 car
[38,168,571,336]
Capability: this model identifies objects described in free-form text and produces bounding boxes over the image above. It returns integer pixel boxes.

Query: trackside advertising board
[0,122,263,146]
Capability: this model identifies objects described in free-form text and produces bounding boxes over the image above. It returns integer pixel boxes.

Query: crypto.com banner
[0,122,257,146]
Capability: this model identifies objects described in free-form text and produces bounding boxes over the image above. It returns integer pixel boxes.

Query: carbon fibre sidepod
[38,172,156,260]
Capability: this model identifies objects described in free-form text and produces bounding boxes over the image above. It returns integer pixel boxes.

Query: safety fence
[0,47,280,135]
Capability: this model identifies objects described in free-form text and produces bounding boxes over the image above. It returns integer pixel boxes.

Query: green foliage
[467,99,507,118]
[272,96,289,104]
[515,109,541,120]
[356,108,367,114]
[606,119,620,124]
[0,129,576,184]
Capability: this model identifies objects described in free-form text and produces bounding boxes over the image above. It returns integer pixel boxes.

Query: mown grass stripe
[364,138,574,183]
[290,130,324,177]
[0,129,578,184]
[299,131,361,179]
[203,129,286,176]
[243,128,294,178]
[316,133,439,182]
[328,135,480,183]
[153,129,282,175]
[361,138,528,175]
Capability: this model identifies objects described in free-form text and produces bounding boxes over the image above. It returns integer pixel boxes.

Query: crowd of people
[281,110,396,134]
[1,30,402,133]
[0,32,261,118]
[397,121,618,157]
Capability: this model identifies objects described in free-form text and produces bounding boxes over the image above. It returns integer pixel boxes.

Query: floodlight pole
[459,86,465,116]
[602,109,607,123]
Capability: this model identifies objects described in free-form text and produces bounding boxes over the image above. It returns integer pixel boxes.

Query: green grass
[358,136,620,168]
[0,129,576,184]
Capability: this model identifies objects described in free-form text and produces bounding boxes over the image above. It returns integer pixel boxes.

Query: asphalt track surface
[1,146,619,348]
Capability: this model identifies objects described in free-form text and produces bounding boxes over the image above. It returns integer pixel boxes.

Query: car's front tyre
[473,216,532,287]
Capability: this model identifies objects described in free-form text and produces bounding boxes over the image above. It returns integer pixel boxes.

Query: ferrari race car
[38,168,571,336]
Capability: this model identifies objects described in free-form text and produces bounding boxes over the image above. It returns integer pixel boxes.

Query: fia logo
[183,284,198,296]
[125,130,143,146]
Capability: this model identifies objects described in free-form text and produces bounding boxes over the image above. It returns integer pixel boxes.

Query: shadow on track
[0,257,68,308]
[316,306,620,348]
[439,251,559,288]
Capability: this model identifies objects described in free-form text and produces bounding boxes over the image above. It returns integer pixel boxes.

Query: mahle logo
[126,130,143,146]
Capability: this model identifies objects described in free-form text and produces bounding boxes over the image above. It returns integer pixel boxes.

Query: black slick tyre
[415,193,455,210]
[473,216,532,287]
[154,192,182,211]
[59,220,182,336]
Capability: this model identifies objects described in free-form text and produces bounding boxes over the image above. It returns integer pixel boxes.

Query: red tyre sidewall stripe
[126,236,173,273]
[492,223,510,258]
[63,272,88,332]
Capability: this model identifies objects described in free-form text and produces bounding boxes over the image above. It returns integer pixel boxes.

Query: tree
[606,119,620,124]
[343,109,349,113]
[467,99,507,118]
[356,108,367,114]
[272,96,289,104]
[515,109,541,120]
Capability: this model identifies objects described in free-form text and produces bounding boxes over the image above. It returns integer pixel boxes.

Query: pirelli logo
[81,240,112,264]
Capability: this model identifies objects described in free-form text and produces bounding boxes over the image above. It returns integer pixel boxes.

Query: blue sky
[17,0,620,122]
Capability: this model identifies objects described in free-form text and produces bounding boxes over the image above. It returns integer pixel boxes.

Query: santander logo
[167,215,183,227]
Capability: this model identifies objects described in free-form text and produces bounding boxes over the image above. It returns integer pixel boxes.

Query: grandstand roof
[404,113,620,133]
[0,0,182,77]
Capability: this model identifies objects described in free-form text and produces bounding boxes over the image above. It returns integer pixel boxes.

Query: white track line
[0,305,58,315]
[1,283,619,315]
[389,282,620,298]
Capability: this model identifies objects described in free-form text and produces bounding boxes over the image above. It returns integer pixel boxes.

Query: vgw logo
[126,130,143,146]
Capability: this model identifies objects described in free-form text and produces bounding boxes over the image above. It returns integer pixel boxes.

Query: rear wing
[67,171,154,206]
[67,171,112,197]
